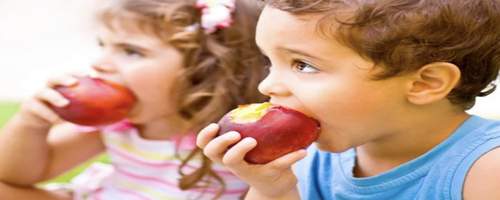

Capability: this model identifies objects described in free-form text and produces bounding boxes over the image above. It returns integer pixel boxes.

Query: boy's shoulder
[459,115,500,137]
[462,143,500,199]
[449,115,500,199]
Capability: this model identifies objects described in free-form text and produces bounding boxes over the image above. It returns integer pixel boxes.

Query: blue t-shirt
[296,115,500,200]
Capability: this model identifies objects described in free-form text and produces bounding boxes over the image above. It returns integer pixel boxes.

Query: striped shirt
[75,121,249,200]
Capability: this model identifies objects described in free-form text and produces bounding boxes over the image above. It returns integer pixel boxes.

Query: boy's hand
[17,72,89,129]
[196,123,307,198]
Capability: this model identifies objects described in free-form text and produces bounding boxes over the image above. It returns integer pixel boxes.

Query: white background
[0,0,99,101]
[0,0,499,118]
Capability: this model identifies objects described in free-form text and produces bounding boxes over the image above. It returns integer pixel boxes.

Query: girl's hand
[196,123,307,198]
[17,72,89,129]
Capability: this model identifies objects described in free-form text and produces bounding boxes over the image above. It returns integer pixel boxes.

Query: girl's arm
[0,115,105,186]
[0,73,106,185]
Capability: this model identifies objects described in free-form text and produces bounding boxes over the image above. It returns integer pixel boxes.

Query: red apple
[217,102,320,164]
[50,77,136,126]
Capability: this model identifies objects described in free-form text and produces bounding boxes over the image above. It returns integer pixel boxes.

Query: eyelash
[261,55,319,74]
[124,48,143,58]
[262,55,271,69]
[293,60,319,73]
[97,41,143,58]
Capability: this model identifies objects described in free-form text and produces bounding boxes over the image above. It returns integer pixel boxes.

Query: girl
[0,0,268,199]
[197,0,500,199]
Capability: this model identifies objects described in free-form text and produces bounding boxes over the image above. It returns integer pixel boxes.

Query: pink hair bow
[195,0,236,34]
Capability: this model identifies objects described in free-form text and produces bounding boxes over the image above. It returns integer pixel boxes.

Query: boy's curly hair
[97,0,268,198]
[260,0,500,109]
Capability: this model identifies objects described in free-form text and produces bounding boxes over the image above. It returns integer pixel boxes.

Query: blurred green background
[0,102,109,185]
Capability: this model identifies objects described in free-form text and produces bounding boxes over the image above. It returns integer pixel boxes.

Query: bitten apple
[217,102,319,164]
[50,77,136,126]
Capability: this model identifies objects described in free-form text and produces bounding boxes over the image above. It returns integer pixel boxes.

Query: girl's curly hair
[97,0,269,198]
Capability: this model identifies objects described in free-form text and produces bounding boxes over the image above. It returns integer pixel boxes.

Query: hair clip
[195,0,236,34]
[184,22,200,32]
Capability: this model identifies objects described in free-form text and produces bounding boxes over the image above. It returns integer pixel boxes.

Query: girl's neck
[135,115,191,141]
[353,110,470,178]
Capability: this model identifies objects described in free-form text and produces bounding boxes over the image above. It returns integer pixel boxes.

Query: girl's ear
[405,62,461,105]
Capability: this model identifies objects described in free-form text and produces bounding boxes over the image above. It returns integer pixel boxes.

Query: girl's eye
[295,61,319,73]
[125,49,143,58]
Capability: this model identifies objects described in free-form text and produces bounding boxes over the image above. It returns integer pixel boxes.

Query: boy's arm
[197,124,306,199]
[463,147,500,200]
[245,187,301,200]
[0,115,105,185]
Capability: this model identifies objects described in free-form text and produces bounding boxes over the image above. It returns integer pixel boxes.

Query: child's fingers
[24,99,62,124]
[267,149,307,171]
[67,70,95,78]
[196,123,220,149]
[222,137,257,167]
[45,70,97,88]
[35,88,70,108]
[46,75,79,88]
[203,131,241,163]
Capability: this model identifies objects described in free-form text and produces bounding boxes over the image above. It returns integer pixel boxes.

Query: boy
[197,0,500,199]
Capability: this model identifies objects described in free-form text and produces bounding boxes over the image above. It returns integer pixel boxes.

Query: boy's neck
[353,107,470,178]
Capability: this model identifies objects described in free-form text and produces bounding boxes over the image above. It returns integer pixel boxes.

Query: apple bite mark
[217,102,320,164]
[50,77,136,126]
[229,102,274,123]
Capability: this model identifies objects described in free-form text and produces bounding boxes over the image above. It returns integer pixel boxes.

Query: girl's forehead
[99,12,149,34]
[98,7,166,36]
[98,23,168,48]
[98,14,169,42]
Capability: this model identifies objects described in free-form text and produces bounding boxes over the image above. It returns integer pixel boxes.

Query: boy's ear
[406,62,461,105]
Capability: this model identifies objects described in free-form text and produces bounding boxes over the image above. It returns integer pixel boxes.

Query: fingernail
[226,131,240,139]
[57,99,70,106]
[209,123,218,129]
[66,78,78,86]
[241,137,256,146]
[89,70,99,78]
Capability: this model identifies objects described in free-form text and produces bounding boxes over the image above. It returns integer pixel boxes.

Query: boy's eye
[262,55,272,70]
[295,61,319,73]
[262,55,271,64]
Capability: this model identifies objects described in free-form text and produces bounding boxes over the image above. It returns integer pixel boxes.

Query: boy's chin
[314,142,351,153]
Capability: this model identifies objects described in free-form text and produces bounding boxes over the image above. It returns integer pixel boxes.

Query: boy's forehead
[256,7,335,47]
[259,6,322,27]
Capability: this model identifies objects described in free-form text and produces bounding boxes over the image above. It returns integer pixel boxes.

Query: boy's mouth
[312,118,321,128]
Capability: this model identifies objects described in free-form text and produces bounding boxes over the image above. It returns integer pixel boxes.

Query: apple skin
[217,103,319,164]
[50,77,136,126]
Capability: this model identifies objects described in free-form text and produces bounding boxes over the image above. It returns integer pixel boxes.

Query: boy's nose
[258,70,291,97]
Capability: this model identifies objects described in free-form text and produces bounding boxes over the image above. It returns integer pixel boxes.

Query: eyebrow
[97,37,150,53]
[278,46,326,62]
[116,43,150,53]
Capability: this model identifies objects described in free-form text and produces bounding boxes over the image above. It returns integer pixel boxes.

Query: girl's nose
[258,70,291,97]
[91,55,117,73]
